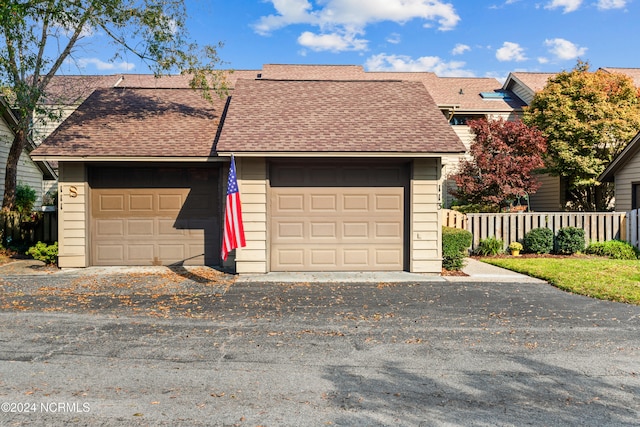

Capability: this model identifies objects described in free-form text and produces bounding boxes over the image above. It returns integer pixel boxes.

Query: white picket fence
[442,210,630,251]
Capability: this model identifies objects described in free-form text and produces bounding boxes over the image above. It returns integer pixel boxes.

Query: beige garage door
[90,166,220,266]
[270,162,407,271]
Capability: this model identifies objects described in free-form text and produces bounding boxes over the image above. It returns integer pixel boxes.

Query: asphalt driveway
[0,264,639,426]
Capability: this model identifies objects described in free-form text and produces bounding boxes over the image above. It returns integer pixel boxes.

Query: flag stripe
[221,156,246,261]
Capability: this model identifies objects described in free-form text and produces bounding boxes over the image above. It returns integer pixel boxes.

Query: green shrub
[555,227,585,255]
[585,240,640,260]
[475,237,504,256]
[27,241,58,264]
[524,227,554,254]
[15,183,37,213]
[442,227,472,270]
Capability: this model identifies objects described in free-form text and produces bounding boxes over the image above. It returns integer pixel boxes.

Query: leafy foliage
[27,241,58,264]
[522,61,640,211]
[508,241,523,253]
[0,0,226,210]
[555,227,586,255]
[442,227,472,271]
[15,184,36,213]
[524,228,554,254]
[475,237,504,256]
[585,240,640,260]
[448,117,547,210]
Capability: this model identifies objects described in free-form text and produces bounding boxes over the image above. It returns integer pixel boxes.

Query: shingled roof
[31,87,225,158]
[215,79,465,154]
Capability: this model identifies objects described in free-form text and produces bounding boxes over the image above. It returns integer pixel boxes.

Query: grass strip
[481,257,640,305]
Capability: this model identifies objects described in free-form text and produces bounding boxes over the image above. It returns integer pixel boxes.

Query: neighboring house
[600,67,640,86]
[503,71,571,211]
[39,66,533,210]
[0,98,57,207]
[502,68,640,211]
[599,131,640,211]
[31,77,465,273]
[260,65,528,208]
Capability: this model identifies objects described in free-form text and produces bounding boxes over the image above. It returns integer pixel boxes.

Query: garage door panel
[310,250,337,266]
[343,194,368,211]
[94,245,125,263]
[128,244,155,262]
[99,194,125,212]
[270,162,407,271]
[342,249,369,267]
[376,194,402,211]
[158,194,184,211]
[127,219,154,236]
[310,194,337,211]
[276,221,305,239]
[90,166,220,266]
[375,222,402,238]
[274,249,305,269]
[343,222,368,238]
[277,194,305,211]
[375,249,403,266]
[129,194,154,211]
[311,222,337,238]
[95,220,125,237]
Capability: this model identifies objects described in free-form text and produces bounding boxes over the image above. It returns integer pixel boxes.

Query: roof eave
[599,131,640,182]
[215,151,465,158]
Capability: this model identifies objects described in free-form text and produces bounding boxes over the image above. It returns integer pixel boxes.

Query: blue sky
[66,0,640,80]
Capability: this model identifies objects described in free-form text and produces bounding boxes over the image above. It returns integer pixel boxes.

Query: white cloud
[452,43,470,55]
[298,30,368,52]
[597,0,627,9]
[77,58,136,71]
[254,0,461,51]
[496,42,527,62]
[364,53,474,77]
[386,33,401,44]
[544,0,582,13]
[538,57,550,64]
[544,38,587,60]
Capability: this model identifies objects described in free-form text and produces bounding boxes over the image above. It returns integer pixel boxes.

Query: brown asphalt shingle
[32,88,224,158]
[216,79,466,154]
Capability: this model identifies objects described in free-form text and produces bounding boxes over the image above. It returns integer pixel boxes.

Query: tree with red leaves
[449,117,547,211]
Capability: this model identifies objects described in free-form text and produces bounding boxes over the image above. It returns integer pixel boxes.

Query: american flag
[221,155,246,261]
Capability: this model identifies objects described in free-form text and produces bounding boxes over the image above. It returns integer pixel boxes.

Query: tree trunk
[3,129,27,212]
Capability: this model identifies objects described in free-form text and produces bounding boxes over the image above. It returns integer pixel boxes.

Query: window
[449,114,484,125]
[633,182,640,210]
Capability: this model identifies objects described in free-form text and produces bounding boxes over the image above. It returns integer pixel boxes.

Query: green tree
[0,0,226,211]
[522,61,640,211]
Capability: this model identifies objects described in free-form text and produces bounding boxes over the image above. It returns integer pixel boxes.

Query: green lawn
[481,257,640,305]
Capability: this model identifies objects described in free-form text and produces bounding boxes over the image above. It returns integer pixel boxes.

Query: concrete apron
[0,258,546,284]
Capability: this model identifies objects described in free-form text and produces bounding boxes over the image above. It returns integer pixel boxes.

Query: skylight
[480,91,512,101]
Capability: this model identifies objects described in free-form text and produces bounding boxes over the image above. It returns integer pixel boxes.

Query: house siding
[529,173,563,211]
[411,158,442,274]
[0,117,45,206]
[614,153,640,211]
[57,162,89,268]
[509,85,535,105]
[234,157,268,274]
